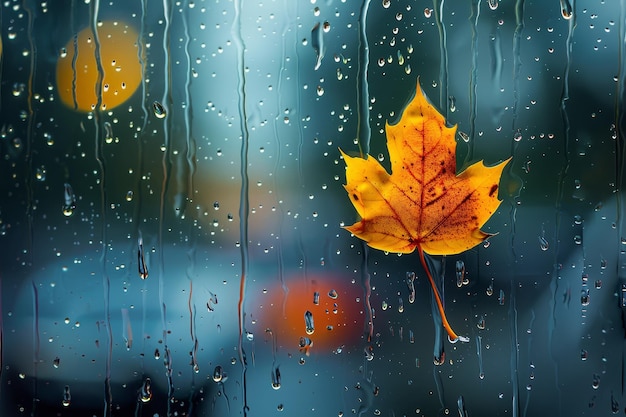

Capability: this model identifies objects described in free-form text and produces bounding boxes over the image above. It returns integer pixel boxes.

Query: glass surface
[1,0,625,416]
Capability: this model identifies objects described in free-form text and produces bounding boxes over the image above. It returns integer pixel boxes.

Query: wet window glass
[1,0,624,416]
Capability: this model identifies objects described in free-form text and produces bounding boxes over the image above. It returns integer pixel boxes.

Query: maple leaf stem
[417,245,460,342]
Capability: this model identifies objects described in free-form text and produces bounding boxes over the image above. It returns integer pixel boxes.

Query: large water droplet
[140,378,152,402]
[62,385,71,407]
[152,101,167,119]
[304,310,315,335]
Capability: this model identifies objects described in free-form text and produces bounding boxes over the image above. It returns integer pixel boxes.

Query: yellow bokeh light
[56,21,142,112]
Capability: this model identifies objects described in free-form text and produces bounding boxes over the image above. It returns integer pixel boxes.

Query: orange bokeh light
[56,21,142,112]
[256,274,364,354]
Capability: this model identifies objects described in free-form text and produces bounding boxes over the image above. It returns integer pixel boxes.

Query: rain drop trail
[158,1,174,413]
[457,395,468,417]
[476,335,484,379]
[509,279,520,417]
[361,244,374,343]
[356,0,372,157]
[137,233,148,279]
[0,275,3,380]
[465,0,481,166]
[522,309,535,417]
[121,308,133,350]
[87,1,114,415]
[31,282,40,414]
[311,22,325,70]
[22,0,36,261]
[181,4,197,207]
[272,0,292,323]
[616,0,626,398]
[134,1,151,374]
[433,0,449,116]
[549,2,577,412]
[232,0,250,414]
[489,25,503,94]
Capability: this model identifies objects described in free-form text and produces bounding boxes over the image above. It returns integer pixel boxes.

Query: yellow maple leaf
[341,80,510,342]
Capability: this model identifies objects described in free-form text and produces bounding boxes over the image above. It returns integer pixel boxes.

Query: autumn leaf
[340,79,510,342]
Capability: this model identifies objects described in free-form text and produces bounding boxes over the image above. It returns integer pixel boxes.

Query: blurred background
[1,0,625,416]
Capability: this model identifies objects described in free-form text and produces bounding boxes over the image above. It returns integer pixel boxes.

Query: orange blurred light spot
[56,21,141,112]
[257,275,364,354]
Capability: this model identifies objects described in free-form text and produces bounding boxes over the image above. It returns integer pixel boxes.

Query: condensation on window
[0,0,624,416]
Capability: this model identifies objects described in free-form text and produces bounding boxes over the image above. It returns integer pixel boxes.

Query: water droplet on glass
[154,348,160,360]
[600,258,607,269]
[486,280,494,296]
[560,0,573,19]
[213,365,226,383]
[35,166,47,182]
[581,289,590,306]
[271,366,281,390]
[137,234,148,279]
[424,8,432,18]
[592,373,600,389]
[513,129,522,142]
[397,297,404,313]
[449,96,456,113]
[498,289,505,305]
[53,357,60,368]
[455,260,465,288]
[538,235,549,251]
[406,271,416,303]
[477,316,486,330]
[328,289,338,299]
[207,292,218,312]
[304,310,315,335]
[104,121,114,143]
[488,0,499,10]
[152,101,166,119]
[62,183,76,217]
[382,0,391,8]
[62,385,71,407]
[313,291,320,305]
[140,378,152,402]
[299,337,313,356]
